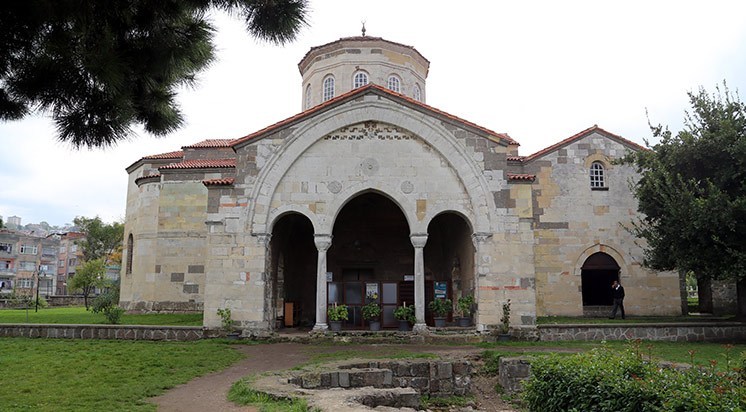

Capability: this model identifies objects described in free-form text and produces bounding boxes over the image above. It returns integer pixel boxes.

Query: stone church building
[120,35,683,334]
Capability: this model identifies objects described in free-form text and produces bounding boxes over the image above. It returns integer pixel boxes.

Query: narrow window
[322,76,335,101]
[353,71,369,88]
[590,162,606,189]
[305,84,312,109]
[413,84,422,101]
[126,233,133,275]
[387,75,401,93]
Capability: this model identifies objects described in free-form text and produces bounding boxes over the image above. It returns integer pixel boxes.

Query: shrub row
[523,348,745,412]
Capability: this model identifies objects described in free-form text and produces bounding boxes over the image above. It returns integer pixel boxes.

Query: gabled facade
[120,36,682,334]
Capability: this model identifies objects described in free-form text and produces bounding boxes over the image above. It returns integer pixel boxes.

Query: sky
[1,1,746,227]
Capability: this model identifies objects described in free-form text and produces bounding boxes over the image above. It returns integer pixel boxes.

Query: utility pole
[35,264,41,312]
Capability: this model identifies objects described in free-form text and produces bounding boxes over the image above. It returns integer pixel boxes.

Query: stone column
[472,232,492,332]
[313,234,332,331]
[256,233,272,330]
[410,233,428,332]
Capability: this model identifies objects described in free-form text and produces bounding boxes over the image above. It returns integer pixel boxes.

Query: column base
[312,323,328,331]
[413,323,428,333]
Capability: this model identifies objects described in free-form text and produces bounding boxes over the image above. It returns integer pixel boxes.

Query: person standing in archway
[609,280,626,319]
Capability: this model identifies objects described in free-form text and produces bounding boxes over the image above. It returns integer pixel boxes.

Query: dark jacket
[612,285,625,299]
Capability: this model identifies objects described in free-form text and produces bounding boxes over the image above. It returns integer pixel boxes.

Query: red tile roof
[507,173,536,182]
[159,159,236,170]
[525,125,647,162]
[143,150,184,160]
[182,139,234,149]
[231,83,519,147]
[134,173,161,185]
[202,178,235,187]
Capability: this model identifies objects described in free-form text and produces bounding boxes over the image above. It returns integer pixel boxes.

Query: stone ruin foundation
[252,359,473,411]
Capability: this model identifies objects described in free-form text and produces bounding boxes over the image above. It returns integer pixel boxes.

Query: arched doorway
[425,213,474,326]
[328,192,411,328]
[581,252,620,306]
[270,213,316,328]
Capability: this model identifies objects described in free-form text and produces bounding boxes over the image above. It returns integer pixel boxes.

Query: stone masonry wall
[0,324,204,341]
[538,322,746,341]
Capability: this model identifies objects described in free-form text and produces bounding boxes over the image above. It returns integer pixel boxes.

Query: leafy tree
[0,0,308,148]
[69,258,107,310]
[0,217,3,228]
[73,216,124,265]
[625,84,746,318]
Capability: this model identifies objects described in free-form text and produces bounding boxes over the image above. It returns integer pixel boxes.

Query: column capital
[254,232,272,247]
[410,233,428,248]
[314,234,333,252]
[472,232,492,247]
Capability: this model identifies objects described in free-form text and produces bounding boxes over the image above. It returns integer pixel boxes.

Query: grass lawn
[478,340,746,372]
[0,338,243,412]
[0,306,202,326]
[537,315,736,324]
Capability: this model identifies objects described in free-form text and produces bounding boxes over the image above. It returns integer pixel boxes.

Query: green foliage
[523,347,745,412]
[499,299,511,334]
[327,304,348,321]
[217,308,236,332]
[0,338,242,411]
[393,304,415,323]
[457,295,475,317]
[428,298,452,317]
[0,1,308,148]
[482,350,512,376]
[32,295,48,309]
[68,258,107,310]
[73,216,124,263]
[623,83,746,283]
[229,378,319,411]
[361,301,381,320]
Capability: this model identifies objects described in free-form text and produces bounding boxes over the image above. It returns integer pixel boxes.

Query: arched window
[590,162,606,189]
[322,76,335,101]
[304,84,312,109]
[413,84,422,101]
[387,75,401,93]
[353,71,369,88]
[126,233,133,275]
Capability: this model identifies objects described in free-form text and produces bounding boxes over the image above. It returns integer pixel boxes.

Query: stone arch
[427,208,475,234]
[327,186,413,235]
[247,99,496,235]
[267,205,321,235]
[573,243,628,277]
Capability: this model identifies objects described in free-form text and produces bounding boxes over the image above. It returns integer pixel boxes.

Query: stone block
[338,371,350,387]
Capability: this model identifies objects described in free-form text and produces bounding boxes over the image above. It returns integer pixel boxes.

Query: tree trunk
[697,274,713,313]
[678,270,689,315]
[736,277,746,320]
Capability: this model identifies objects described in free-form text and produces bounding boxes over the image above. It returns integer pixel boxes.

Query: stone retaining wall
[289,360,472,397]
[0,324,205,341]
[538,322,746,341]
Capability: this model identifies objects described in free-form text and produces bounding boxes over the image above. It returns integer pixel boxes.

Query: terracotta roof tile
[507,173,536,182]
[143,150,184,160]
[202,178,235,187]
[134,173,161,185]
[525,125,647,162]
[231,84,519,147]
[507,156,525,162]
[159,159,236,170]
[182,139,234,149]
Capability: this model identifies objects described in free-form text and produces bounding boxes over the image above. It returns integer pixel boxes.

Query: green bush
[92,287,123,324]
[523,348,745,412]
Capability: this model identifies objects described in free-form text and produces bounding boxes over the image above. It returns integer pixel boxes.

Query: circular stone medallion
[327,181,342,194]
[401,180,414,194]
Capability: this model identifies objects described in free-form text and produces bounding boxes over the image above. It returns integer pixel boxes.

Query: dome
[298,35,430,110]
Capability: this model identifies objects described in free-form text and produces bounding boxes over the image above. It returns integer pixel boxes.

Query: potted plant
[361,301,382,331]
[327,303,348,331]
[498,299,511,341]
[394,302,415,331]
[456,295,475,327]
[428,298,452,327]
[217,308,240,339]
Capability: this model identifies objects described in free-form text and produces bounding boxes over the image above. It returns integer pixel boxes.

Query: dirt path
[151,343,543,411]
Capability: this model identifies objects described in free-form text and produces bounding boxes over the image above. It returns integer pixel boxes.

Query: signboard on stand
[434,281,447,300]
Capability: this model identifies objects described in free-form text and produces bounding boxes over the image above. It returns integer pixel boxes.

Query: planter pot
[433,317,447,328]
[329,320,343,331]
[457,316,471,327]
[497,333,511,342]
[397,320,411,331]
[368,320,381,331]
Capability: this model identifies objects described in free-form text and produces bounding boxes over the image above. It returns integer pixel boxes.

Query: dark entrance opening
[328,192,411,328]
[424,213,474,325]
[270,213,316,328]
[581,252,620,306]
